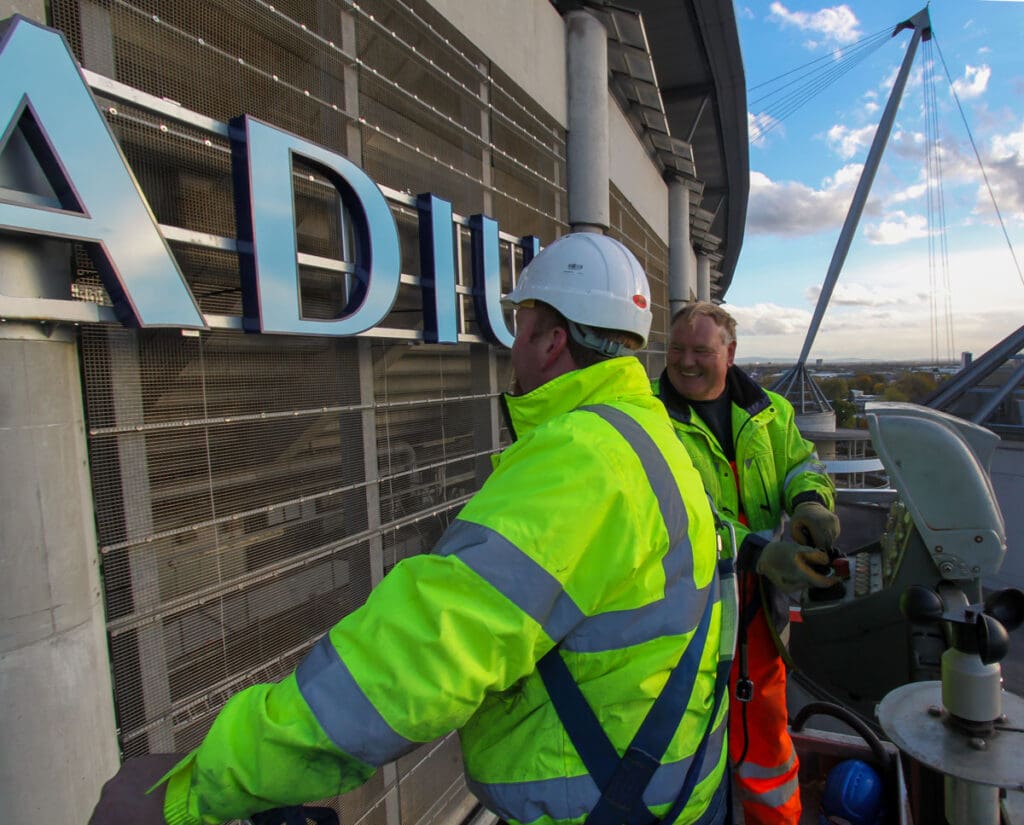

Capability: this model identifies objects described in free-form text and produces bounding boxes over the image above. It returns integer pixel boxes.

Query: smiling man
[654,301,839,825]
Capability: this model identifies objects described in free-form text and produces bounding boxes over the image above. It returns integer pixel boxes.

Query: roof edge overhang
[691,0,749,297]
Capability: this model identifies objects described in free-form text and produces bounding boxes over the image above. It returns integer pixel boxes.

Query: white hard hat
[502,233,652,348]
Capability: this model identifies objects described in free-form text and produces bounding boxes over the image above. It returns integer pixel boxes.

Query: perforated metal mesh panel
[46,1,665,823]
[79,324,492,823]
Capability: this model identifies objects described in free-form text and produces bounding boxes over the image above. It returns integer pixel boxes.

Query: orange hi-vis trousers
[728,573,800,825]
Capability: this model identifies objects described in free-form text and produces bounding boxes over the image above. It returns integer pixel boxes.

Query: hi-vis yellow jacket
[162,357,727,825]
[653,366,835,582]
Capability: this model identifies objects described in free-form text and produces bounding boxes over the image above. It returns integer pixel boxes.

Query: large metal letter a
[0,16,206,329]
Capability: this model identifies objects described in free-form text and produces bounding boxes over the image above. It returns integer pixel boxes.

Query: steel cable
[748,26,893,143]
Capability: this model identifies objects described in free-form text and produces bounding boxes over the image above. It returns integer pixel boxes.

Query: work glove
[790,500,840,550]
[756,540,834,592]
[87,753,183,825]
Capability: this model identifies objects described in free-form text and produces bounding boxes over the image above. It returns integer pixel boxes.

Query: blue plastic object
[818,758,886,825]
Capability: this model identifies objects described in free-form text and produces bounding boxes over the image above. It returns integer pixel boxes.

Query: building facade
[0,1,746,822]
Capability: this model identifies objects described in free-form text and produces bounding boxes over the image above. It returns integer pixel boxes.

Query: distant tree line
[816,371,945,428]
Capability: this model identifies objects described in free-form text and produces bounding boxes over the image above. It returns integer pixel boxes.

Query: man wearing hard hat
[90,234,731,825]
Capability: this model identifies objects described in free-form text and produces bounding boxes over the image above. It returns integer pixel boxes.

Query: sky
[726,0,1024,363]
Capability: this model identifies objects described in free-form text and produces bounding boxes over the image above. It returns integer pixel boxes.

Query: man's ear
[726,339,737,367]
[542,325,570,369]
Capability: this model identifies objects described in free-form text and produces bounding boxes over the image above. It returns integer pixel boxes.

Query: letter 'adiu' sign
[0,16,528,347]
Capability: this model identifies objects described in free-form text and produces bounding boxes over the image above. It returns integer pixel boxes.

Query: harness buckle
[735,677,754,703]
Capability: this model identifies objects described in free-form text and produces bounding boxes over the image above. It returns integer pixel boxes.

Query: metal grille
[79,324,488,824]
[609,184,670,374]
[489,62,567,238]
[44,1,664,822]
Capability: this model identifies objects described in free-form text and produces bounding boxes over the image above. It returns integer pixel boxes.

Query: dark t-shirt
[690,392,735,461]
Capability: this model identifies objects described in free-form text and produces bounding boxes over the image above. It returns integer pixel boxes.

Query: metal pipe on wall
[668,178,694,317]
[697,253,712,302]
[565,9,609,233]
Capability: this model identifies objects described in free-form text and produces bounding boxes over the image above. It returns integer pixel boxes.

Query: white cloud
[747,167,864,236]
[863,210,930,244]
[823,162,864,190]
[973,120,1024,224]
[879,64,924,98]
[952,65,991,100]
[806,282,930,307]
[768,2,862,48]
[749,111,782,145]
[991,122,1024,159]
[864,101,880,115]
[888,182,928,204]
[746,113,1023,281]
[723,302,811,336]
[886,132,974,190]
[725,245,1024,360]
[886,130,927,166]
[826,123,877,160]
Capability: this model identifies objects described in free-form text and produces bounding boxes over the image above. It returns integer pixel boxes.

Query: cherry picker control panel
[789,402,1007,715]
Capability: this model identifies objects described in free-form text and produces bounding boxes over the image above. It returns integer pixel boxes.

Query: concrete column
[565,9,608,233]
[697,253,712,302]
[0,99,119,821]
[667,178,694,317]
[0,329,121,822]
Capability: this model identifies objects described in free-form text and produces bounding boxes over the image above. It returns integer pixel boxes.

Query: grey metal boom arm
[796,7,932,366]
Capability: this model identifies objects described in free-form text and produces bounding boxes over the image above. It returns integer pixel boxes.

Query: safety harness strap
[535,403,730,825]
[537,580,718,825]
[659,638,732,825]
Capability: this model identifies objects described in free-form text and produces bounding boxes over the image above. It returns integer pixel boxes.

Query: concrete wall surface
[0,334,119,822]
[422,0,567,124]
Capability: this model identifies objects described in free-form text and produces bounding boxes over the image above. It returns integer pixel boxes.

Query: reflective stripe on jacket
[162,357,726,825]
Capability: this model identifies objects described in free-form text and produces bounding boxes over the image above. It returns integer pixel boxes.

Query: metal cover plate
[878,681,1024,789]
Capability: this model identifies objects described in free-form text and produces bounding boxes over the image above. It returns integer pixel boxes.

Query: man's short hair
[670,301,737,345]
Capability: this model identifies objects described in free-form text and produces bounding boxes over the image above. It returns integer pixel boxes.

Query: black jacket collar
[656,365,771,423]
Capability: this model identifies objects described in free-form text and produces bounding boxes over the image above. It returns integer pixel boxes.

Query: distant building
[850,389,880,415]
